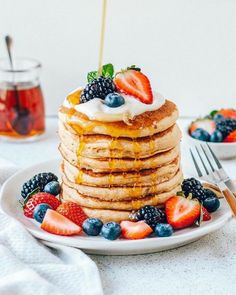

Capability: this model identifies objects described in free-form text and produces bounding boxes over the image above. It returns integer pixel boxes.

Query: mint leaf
[87,71,98,82]
[210,110,218,118]
[102,63,114,78]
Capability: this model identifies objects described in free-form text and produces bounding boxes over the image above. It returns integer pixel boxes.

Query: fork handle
[218,182,236,216]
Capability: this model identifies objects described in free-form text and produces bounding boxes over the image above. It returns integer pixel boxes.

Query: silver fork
[190,143,236,216]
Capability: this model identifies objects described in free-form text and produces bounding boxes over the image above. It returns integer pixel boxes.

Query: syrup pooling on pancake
[59,64,182,222]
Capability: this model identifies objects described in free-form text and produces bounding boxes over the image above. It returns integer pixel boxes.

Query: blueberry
[82,218,103,236]
[210,130,223,142]
[155,223,173,237]
[101,222,121,240]
[33,203,52,223]
[44,181,61,196]
[203,196,220,213]
[214,114,224,121]
[191,128,210,141]
[104,92,125,108]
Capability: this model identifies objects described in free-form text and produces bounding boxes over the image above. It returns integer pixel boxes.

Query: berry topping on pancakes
[114,67,153,104]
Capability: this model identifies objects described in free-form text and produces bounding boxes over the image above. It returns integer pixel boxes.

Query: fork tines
[190,144,221,177]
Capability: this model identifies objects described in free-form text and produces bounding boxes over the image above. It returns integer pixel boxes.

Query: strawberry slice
[223,130,236,142]
[218,109,236,119]
[165,196,201,230]
[114,70,153,104]
[41,209,82,236]
[120,220,153,240]
[56,202,88,227]
[189,119,216,135]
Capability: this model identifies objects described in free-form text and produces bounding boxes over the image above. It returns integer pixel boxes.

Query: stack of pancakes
[58,99,183,222]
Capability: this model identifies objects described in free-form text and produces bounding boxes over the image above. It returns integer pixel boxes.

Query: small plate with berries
[187,109,236,159]
[0,159,232,255]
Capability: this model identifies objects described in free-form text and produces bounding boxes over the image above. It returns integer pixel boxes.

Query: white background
[1,0,236,116]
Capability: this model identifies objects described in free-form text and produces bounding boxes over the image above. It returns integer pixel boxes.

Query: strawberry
[41,209,82,236]
[223,130,236,142]
[189,119,216,135]
[114,69,153,104]
[23,192,61,218]
[202,207,211,221]
[120,220,153,240]
[165,195,201,230]
[218,109,236,119]
[56,202,88,226]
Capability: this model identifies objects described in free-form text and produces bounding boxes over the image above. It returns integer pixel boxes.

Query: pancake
[59,143,180,172]
[61,180,182,211]
[59,121,182,159]
[58,99,178,138]
[62,169,183,200]
[62,157,181,187]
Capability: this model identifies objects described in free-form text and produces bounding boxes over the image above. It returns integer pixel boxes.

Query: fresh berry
[21,172,58,199]
[120,220,153,240]
[134,205,166,229]
[189,119,216,135]
[80,77,116,103]
[41,209,82,236]
[82,218,103,236]
[223,130,236,142]
[165,195,201,230]
[23,192,61,218]
[204,188,218,199]
[155,223,173,237]
[44,181,61,196]
[181,178,206,202]
[191,128,210,141]
[33,203,52,223]
[100,222,121,240]
[203,196,220,213]
[210,130,223,142]
[218,109,236,119]
[114,69,153,104]
[104,92,125,108]
[56,202,88,227]
[216,118,236,139]
[213,114,224,121]
[202,207,211,221]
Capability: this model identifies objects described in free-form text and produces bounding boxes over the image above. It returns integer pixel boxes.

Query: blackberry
[216,118,236,139]
[80,77,116,103]
[204,188,218,199]
[135,205,166,229]
[21,172,58,199]
[181,178,206,201]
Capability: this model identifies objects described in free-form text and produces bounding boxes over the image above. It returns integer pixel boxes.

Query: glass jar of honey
[0,58,45,141]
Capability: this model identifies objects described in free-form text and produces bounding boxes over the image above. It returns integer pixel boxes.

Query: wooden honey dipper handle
[218,182,236,216]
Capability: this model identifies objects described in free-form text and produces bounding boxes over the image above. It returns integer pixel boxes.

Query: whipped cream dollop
[63,89,165,123]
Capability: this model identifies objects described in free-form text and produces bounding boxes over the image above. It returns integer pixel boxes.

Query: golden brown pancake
[61,181,182,211]
[59,121,182,159]
[62,157,181,187]
[61,169,183,201]
[58,99,178,138]
[59,143,180,172]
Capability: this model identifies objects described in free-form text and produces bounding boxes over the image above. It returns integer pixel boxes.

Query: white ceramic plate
[0,159,232,255]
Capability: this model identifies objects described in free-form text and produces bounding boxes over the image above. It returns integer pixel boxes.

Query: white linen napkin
[0,158,103,295]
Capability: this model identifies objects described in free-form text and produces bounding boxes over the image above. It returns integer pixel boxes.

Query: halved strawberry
[223,130,236,142]
[202,207,211,221]
[165,196,201,229]
[23,192,61,218]
[120,220,153,240]
[114,69,153,104]
[56,202,88,226]
[41,209,82,236]
[218,109,236,119]
[189,119,216,135]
